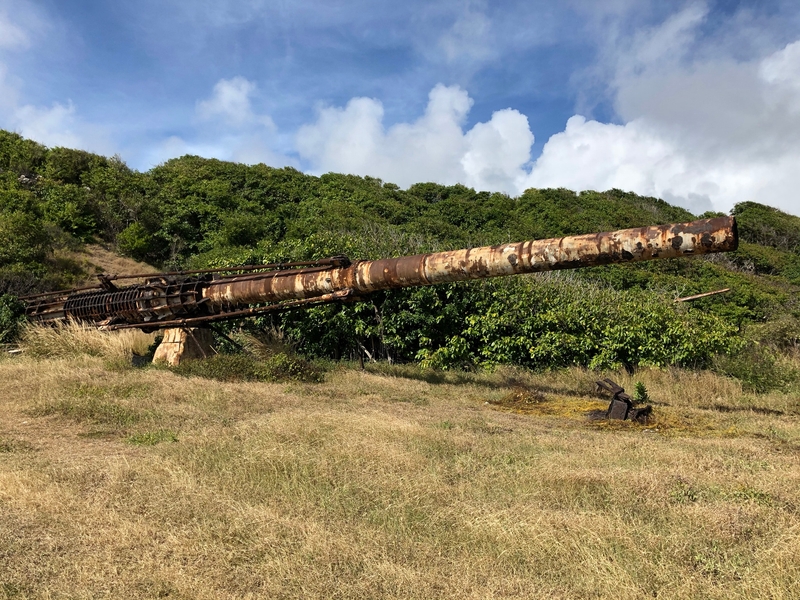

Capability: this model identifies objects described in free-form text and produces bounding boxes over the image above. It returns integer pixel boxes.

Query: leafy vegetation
[3,129,800,382]
[634,381,649,403]
[0,294,25,344]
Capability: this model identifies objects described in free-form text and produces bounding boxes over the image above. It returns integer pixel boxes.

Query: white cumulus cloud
[169,76,293,168]
[462,108,534,192]
[196,76,274,129]
[3,1,798,218]
[524,15,800,215]
[160,24,800,216]
[294,4,800,216]
[296,84,533,194]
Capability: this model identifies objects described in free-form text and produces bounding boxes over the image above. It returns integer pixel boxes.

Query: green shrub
[0,211,51,267]
[0,294,25,344]
[40,183,96,241]
[748,316,800,351]
[414,277,743,371]
[733,201,800,252]
[634,382,649,403]
[713,345,795,393]
[44,147,107,186]
[116,222,154,261]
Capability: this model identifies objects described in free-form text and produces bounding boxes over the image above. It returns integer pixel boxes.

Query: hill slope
[2,129,799,379]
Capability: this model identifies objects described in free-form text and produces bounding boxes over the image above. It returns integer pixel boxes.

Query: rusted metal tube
[203,216,737,307]
[25,216,737,329]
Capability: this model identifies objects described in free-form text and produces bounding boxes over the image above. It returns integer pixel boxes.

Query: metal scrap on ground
[596,378,653,423]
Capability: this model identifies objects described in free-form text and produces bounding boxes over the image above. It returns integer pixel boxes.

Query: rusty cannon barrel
[203,216,738,307]
[24,216,737,330]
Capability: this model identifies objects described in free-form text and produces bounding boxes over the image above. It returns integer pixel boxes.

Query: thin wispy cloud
[0,4,111,154]
[0,11,29,49]
[436,2,495,65]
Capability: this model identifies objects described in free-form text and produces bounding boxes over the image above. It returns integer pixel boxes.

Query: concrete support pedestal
[152,327,215,366]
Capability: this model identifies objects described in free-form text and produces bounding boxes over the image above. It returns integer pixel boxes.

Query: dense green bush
[713,345,795,393]
[44,147,108,186]
[40,183,96,241]
[0,294,25,344]
[0,211,51,267]
[733,201,800,252]
[747,316,800,351]
[412,277,742,371]
[0,130,47,175]
[116,222,154,262]
[3,128,800,378]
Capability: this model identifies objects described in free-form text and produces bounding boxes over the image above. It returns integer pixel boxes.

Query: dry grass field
[1,329,799,599]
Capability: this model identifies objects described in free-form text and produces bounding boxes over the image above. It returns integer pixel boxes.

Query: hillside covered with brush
[2,129,799,385]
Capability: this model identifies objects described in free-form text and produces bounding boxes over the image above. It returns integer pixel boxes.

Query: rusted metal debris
[596,378,653,423]
[24,216,738,331]
[674,287,731,302]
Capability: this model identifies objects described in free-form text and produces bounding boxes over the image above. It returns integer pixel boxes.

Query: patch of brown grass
[20,321,153,361]
[0,355,799,599]
[52,243,157,287]
[41,242,157,291]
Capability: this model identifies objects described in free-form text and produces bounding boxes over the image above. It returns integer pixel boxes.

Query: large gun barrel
[24,216,737,330]
[204,216,737,305]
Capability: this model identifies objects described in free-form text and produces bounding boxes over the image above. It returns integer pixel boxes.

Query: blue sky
[1,0,799,214]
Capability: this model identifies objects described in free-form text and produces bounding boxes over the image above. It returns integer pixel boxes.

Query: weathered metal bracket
[596,378,653,423]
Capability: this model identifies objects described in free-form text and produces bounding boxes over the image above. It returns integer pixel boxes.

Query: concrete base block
[152,327,215,366]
